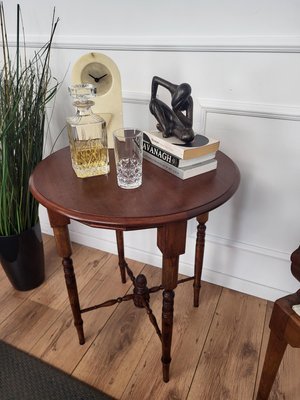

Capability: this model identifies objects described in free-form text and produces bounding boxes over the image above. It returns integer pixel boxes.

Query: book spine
[143,141,180,167]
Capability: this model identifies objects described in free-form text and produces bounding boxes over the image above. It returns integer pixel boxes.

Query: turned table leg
[48,210,85,345]
[194,213,209,307]
[115,230,127,283]
[157,221,187,382]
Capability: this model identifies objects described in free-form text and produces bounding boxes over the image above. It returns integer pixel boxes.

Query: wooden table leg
[48,210,85,345]
[157,221,187,382]
[115,230,127,283]
[194,213,209,307]
[256,330,287,400]
[257,289,300,399]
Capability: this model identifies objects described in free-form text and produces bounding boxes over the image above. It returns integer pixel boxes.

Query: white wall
[4,0,300,300]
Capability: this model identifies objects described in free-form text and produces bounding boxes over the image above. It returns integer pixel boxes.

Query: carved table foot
[161,289,175,382]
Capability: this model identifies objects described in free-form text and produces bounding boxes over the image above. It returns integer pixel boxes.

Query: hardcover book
[143,140,216,168]
[143,131,220,160]
[144,151,218,180]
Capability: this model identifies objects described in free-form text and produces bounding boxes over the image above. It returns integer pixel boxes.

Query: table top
[29,148,240,230]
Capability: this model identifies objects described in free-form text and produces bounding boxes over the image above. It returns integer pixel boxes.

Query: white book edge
[144,152,218,180]
[178,152,216,167]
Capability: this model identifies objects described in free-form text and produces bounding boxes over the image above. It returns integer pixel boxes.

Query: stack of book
[143,131,220,180]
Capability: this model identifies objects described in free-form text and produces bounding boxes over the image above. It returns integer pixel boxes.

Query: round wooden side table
[29,147,240,382]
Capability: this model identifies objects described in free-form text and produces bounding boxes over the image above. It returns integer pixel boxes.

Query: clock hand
[88,73,108,83]
[94,73,108,83]
[88,73,98,80]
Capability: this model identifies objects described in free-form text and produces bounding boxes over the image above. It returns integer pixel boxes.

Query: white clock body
[71,52,123,147]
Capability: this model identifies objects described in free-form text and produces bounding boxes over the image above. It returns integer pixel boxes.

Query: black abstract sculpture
[149,76,195,143]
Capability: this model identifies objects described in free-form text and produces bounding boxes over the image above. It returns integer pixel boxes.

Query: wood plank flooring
[0,234,299,399]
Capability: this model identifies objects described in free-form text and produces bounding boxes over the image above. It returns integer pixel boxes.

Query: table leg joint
[79,268,194,338]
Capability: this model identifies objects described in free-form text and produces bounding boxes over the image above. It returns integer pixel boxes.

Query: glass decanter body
[67,84,109,178]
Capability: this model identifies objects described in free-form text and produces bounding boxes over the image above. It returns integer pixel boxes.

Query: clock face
[81,62,113,96]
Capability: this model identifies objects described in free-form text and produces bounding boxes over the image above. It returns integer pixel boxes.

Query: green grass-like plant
[0,3,59,236]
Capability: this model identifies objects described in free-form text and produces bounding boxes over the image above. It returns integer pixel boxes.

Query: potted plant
[0,3,59,290]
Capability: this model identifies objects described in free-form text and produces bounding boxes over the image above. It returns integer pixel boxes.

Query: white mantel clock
[71,52,123,147]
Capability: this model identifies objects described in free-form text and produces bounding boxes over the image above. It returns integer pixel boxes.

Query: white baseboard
[40,214,296,302]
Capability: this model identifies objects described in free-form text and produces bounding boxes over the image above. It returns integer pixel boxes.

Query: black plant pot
[0,221,45,291]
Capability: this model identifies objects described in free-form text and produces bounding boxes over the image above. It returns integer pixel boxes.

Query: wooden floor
[0,234,299,400]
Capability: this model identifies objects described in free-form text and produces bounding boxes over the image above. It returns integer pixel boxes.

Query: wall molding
[205,232,290,261]
[122,94,300,133]
[198,98,300,132]
[122,91,150,105]
[7,34,300,53]
[122,95,300,127]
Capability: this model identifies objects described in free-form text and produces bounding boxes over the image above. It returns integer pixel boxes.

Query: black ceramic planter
[0,221,45,291]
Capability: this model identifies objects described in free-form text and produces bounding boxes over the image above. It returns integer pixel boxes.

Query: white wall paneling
[198,99,300,133]
[201,108,300,299]
[4,0,300,301]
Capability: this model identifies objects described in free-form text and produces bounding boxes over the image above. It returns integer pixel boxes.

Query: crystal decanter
[67,83,109,178]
